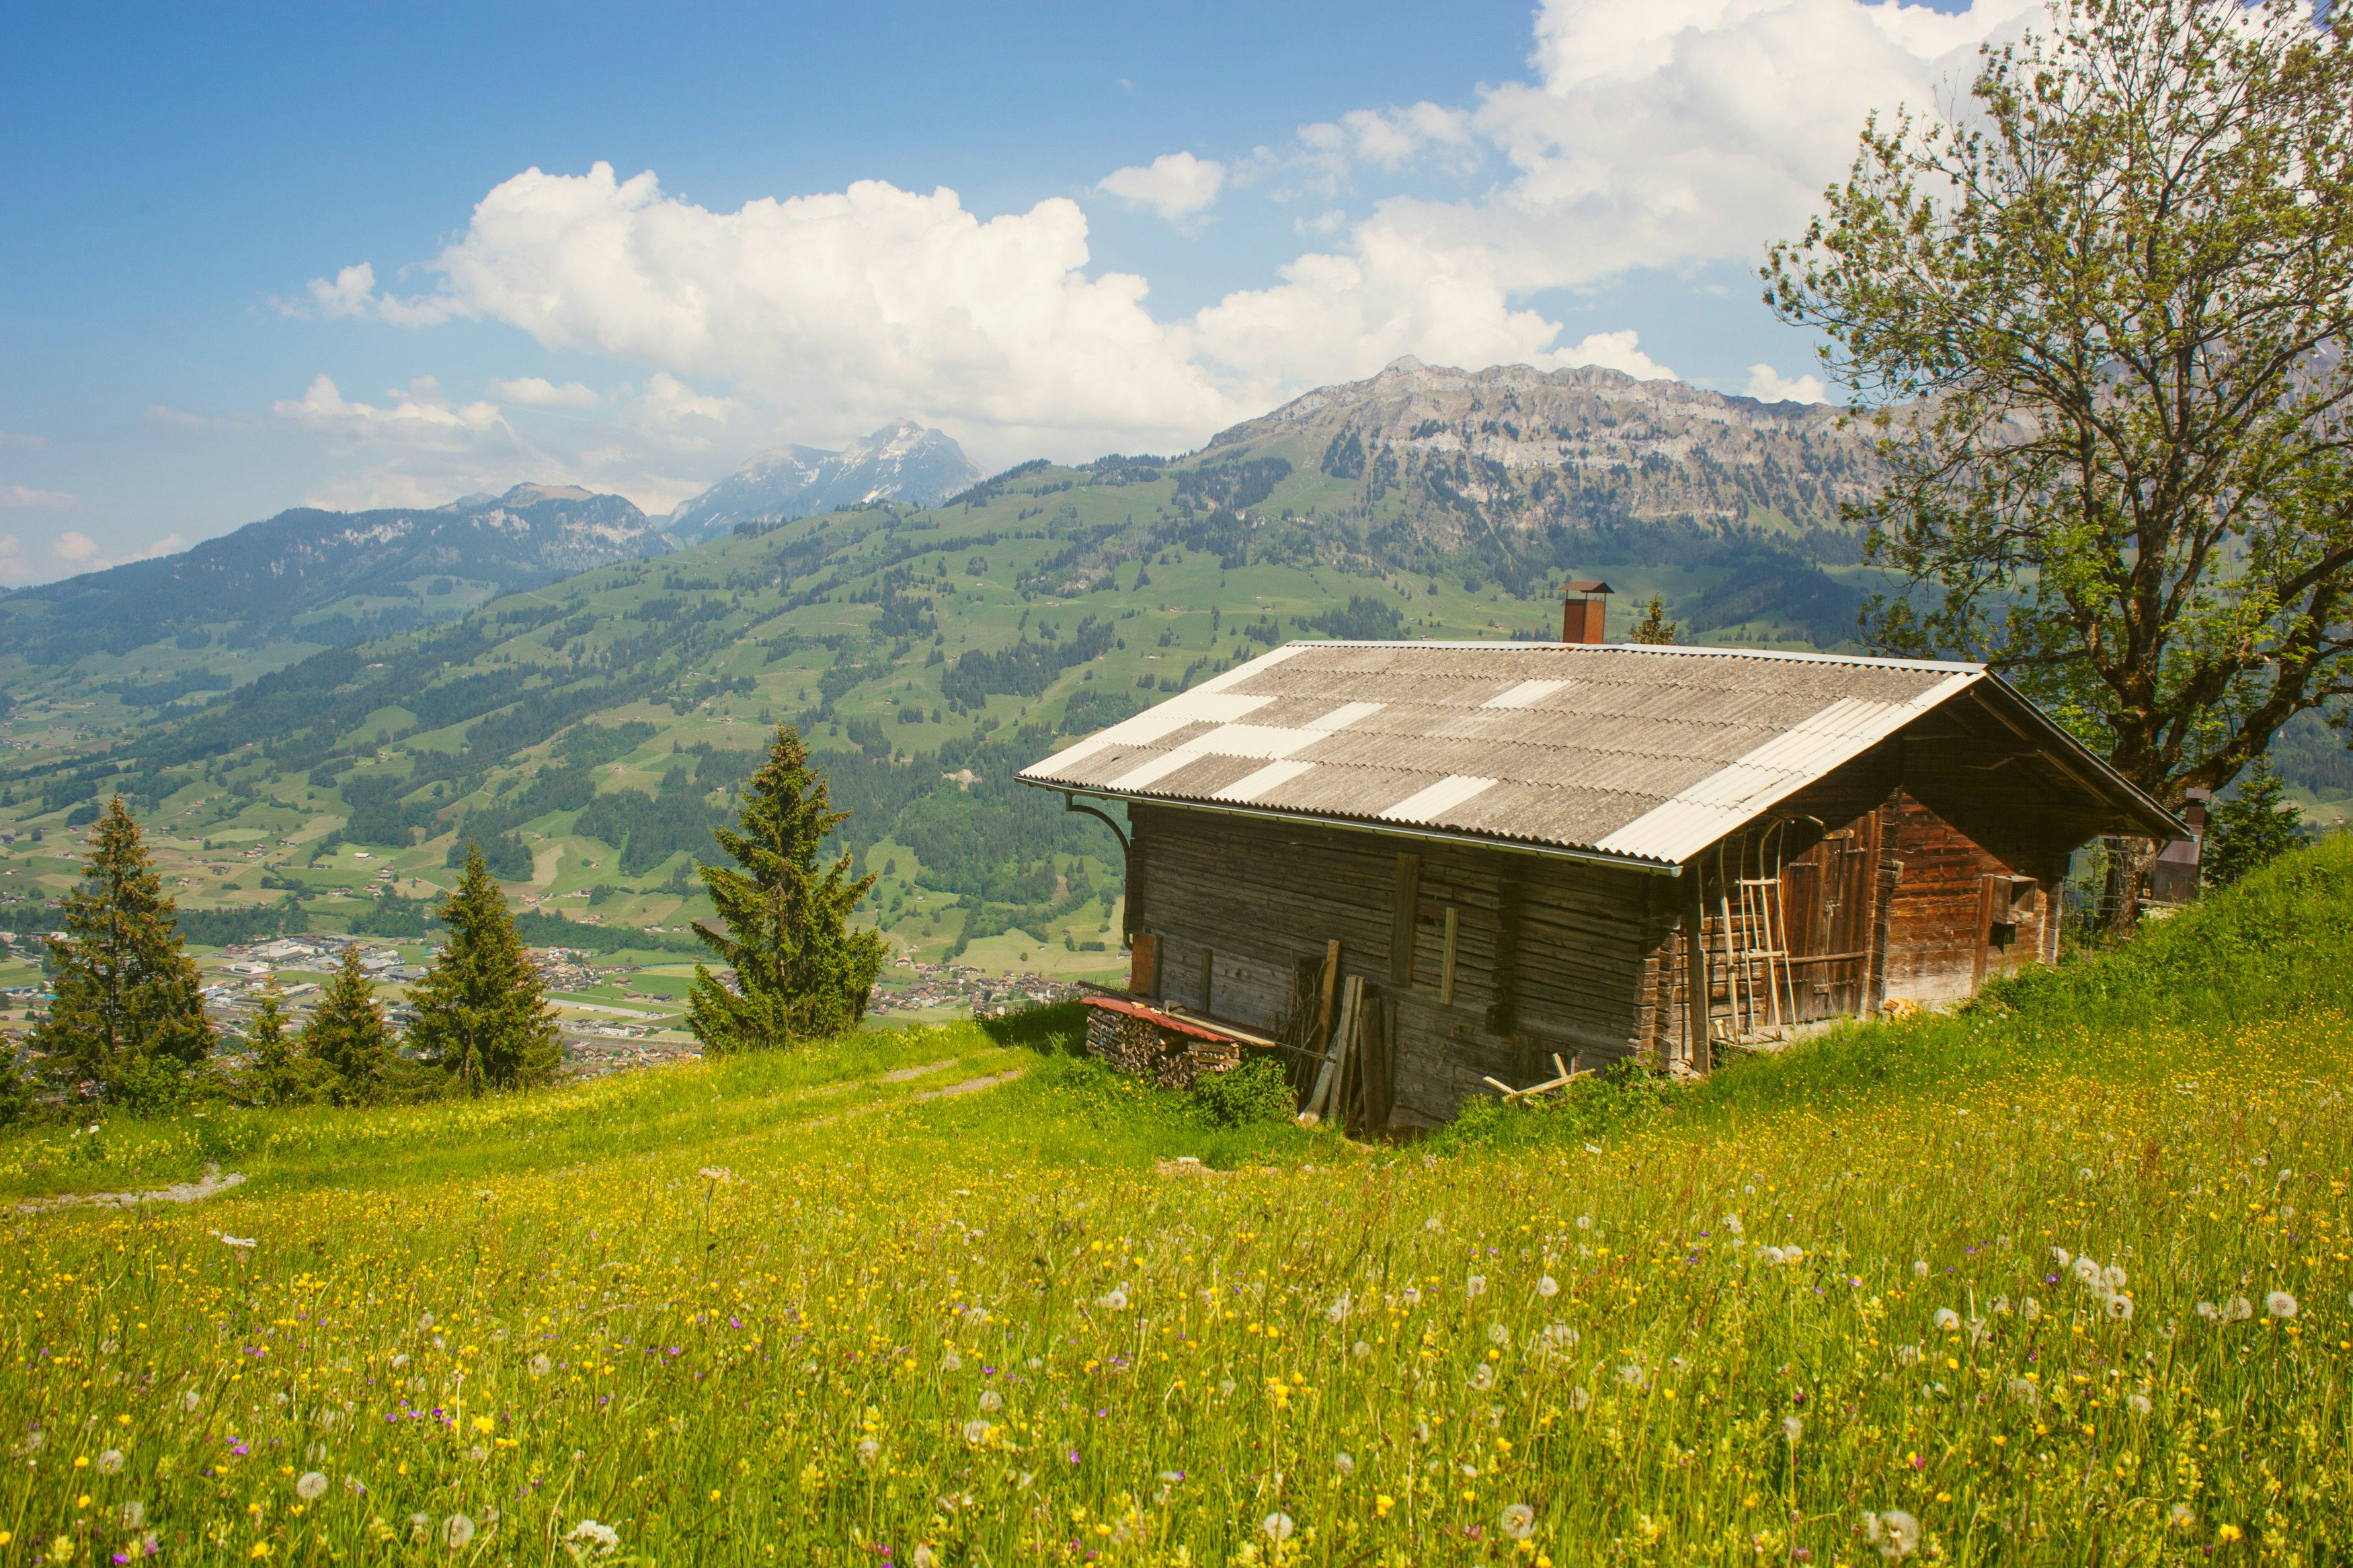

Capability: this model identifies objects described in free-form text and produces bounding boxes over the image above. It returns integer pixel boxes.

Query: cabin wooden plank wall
[1127,803,1677,1124]
[1878,793,2053,1005]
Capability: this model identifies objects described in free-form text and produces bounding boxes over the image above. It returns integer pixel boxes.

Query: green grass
[5,850,2353,1563]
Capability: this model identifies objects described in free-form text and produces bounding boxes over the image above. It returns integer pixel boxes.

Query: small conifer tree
[2202,757,2303,889]
[302,945,394,1102]
[29,798,212,1096]
[1631,595,1679,645]
[687,726,885,1051]
[409,843,561,1092]
[241,975,321,1106]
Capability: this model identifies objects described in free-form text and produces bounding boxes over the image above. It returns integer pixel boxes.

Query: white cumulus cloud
[485,376,601,408]
[1745,362,1831,403]
[280,0,2024,472]
[1097,151,1228,223]
[53,530,102,562]
[2,484,76,509]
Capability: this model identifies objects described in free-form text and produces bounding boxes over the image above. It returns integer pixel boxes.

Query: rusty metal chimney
[1561,579,1613,643]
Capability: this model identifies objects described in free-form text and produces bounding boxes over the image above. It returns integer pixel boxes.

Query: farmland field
[6,845,2353,1565]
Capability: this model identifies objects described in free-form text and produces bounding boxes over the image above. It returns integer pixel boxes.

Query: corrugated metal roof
[1018,641,2165,868]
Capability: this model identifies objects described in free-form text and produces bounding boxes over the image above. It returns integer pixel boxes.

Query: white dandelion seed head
[1911,1260,1929,1279]
[564,1520,619,1557]
[442,1515,476,1550]
[2168,1502,2195,1528]
[1099,1288,1129,1311]
[2128,1393,2152,1415]
[2226,1296,2254,1323]
[1352,1340,1371,1358]
[1468,1364,1496,1391]
[1576,1214,1593,1229]
[941,1351,963,1372]
[2196,1300,2217,1320]
[961,1419,991,1444]
[2105,1294,2135,1322]
[1488,1323,1511,1347]
[181,1391,203,1413]
[295,1471,327,1500]
[2102,1264,2128,1291]
[1425,1216,1443,1233]
[117,1501,146,1530]
[1326,1292,1351,1323]
[856,1438,879,1466]
[1868,1507,1920,1559]
[1991,1295,2011,1315]
[1724,1213,1744,1235]
[1218,1378,1237,1398]
[1570,1385,1592,1410]
[2009,1377,2039,1407]
[1536,1274,1559,1297]
[911,1546,937,1568]
[1262,1512,1295,1542]
[978,1389,1002,1413]
[2022,1298,2042,1321]
[1618,1364,1646,1387]
[1334,1451,1355,1476]
[1465,1274,1488,1298]
[2267,1291,2299,1319]
[529,1354,553,1378]
[1500,1503,1536,1541]
[1783,1415,1804,1443]
[1932,1308,1960,1331]
[2051,1246,2072,1266]
[2072,1256,2101,1287]
[97,1450,124,1475]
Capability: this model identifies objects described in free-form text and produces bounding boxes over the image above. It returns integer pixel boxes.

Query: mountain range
[664,419,984,544]
[0,483,664,663]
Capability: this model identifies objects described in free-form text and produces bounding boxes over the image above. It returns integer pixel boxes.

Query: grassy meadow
[7,843,2353,1565]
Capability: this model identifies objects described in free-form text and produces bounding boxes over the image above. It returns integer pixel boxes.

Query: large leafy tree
[409,842,561,1092]
[1767,0,2353,857]
[301,945,395,1102]
[28,798,212,1094]
[687,726,885,1051]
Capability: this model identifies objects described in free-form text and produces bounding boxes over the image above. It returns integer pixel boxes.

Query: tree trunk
[2097,837,2154,939]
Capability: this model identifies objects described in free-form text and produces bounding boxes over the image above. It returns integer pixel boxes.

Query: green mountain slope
[0,368,1905,971]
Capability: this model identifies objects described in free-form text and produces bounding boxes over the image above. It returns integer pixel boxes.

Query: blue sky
[0,0,2018,585]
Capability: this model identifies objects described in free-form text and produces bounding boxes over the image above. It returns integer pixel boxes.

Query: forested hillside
[0,363,1914,965]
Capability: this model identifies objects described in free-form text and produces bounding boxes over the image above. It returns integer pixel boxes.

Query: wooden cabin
[1019,641,2178,1130]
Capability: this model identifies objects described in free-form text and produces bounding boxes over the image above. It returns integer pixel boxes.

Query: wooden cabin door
[1778,822,1880,1022]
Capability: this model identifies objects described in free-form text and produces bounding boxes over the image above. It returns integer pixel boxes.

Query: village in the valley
[0,923,1086,1079]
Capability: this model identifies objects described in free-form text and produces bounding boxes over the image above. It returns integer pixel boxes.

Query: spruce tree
[686,725,885,1052]
[29,797,212,1096]
[2203,758,2303,889]
[302,945,393,1102]
[408,842,560,1092]
[1631,595,1678,645]
[241,975,321,1106]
